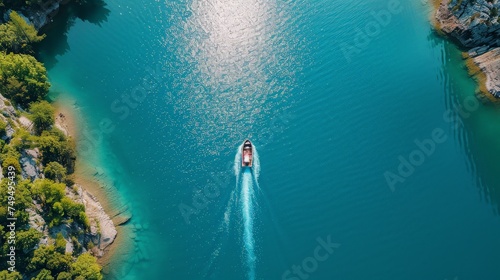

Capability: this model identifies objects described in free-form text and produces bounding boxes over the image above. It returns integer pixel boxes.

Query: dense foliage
[0,119,7,137]
[0,129,95,277]
[44,162,67,183]
[0,270,22,280]
[0,11,45,54]
[26,245,101,279]
[37,129,76,173]
[71,253,103,280]
[0,0,91,11]
[31,179,89,228]
[0,52,50,107]
[0,2,104,279]
[0,10,50,108]
[29,101,55,135]
[0,179,32,229]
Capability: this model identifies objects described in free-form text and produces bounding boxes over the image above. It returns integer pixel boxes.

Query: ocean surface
[38,0,500,279]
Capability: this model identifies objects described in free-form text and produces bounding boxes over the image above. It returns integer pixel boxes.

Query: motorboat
[241,140,253,167]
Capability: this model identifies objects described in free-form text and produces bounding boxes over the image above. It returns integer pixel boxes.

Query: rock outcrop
[20,148,43,181]
[435,0,500,98]
[32,185,117,258]
[0,91,117,260]
[67,185,117,257]
[470,47,500,97]
[2,0,69,30]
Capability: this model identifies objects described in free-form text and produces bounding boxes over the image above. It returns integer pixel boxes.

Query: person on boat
[243,150,251,164]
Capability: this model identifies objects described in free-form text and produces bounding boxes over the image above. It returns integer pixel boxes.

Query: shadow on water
[461,100,500,215]
[432,30,500,214]
[35,0,110,69]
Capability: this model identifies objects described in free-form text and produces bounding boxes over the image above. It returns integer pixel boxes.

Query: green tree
[3,77,26,104]
[29,101,55,135]
[0,11,45,53]
[0,144,20,160]
[44,162,67,183]
[33,268,55,280]
[32,179,65,209]
[27,244,71,273]
[60,197,88,229]
[1,156,20,177]
[0,270,22,280]
[53,201,64,216]
[60,197,84,218]
[71,236,82,255]
[37,131,76,173]
[31,179,87,228]
[46,252,72,273]
[0,208,5,222]
[71,253,102,280]
[56,272,72,280]
[78,211,90,230]
[0,52,50,107]
[0,119,6,137]
[0,179,32,227]
[54,233,66,254]
[9,127,34,151]
[27,245,54,271]
[16,228,42,252]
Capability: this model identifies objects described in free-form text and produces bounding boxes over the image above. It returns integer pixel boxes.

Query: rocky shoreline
[54,102,122,258]
[2,0,69,30]
[434,0,500,98]
[0,93,118,258]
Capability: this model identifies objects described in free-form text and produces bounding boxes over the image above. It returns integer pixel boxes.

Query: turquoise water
[39,0,500,279]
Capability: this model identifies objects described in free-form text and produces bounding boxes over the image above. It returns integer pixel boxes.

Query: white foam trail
[234,144,260,280]
[204,188,238,279]
[205,143,260,279]
[234,141,260,280]
[224,188,237,228]
[234,143,244,189]
[251,146,260,180]
[241,169,255,280]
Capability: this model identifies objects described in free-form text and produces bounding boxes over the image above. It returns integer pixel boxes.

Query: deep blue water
[40,0,500,279]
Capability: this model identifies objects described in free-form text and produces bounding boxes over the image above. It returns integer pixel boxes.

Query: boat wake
[203,144,260,279]
[241,170,255,280]
[234,143,260,280]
